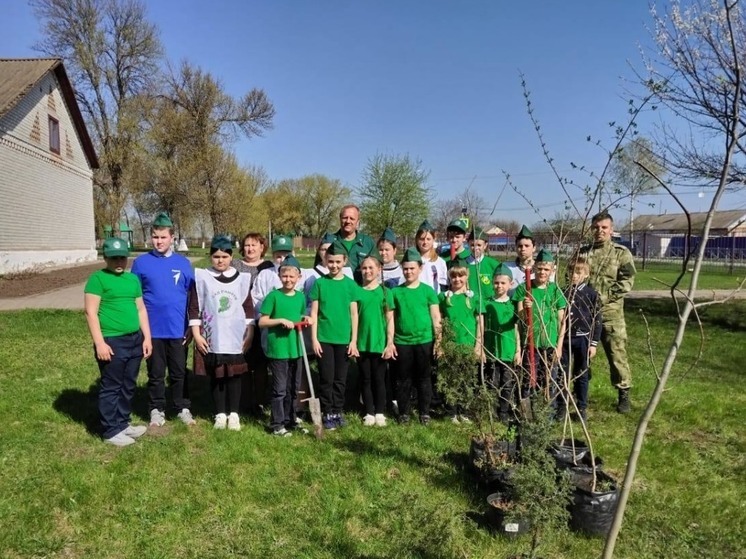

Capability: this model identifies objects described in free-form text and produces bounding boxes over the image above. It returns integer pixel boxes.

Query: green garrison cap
[417,219,435,233]
[364,250,383,264]
[271,235,293,252]
[447,218,468,233]
[279,254,301,271]
[516,225,533,241]
[535,248,554,263]
[400,247,423,264]
[472,227,488,241]
[152,212,173,228]
[102,237,129,258]
[493,263,513,280]
[326,240,347,256]
[320,232,336,245]
[379,227,397,244]
[210,234,233,253]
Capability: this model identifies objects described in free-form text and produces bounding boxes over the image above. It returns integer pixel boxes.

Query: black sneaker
[419,414,431,426]
[322,414,337,430]
[397,414,410,425]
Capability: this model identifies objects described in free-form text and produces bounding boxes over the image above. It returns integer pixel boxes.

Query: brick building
[0,58,98,274]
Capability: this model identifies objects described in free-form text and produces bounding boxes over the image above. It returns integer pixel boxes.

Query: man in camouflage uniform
[579,211,636,413]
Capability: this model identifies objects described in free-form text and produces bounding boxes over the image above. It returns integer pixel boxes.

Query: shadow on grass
[626,298,746,331]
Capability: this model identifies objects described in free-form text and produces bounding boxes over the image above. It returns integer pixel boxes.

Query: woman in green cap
[189,235,255,431]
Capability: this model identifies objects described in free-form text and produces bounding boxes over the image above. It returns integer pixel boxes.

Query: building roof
[632,210,746,234]
[0,58,98,169]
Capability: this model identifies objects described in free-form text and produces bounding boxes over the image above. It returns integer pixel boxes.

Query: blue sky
[3,1,743,227]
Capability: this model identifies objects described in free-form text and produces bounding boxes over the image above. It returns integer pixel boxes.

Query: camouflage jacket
[579,240,635,313]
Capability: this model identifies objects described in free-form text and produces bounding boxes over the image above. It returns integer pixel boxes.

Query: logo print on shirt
[218,296,231,312]
[172,270,181,286]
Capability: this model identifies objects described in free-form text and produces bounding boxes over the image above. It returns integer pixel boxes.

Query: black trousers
[521,347,558,406]
[210,375,242,415]
[487,360,519,418]
[394,342,434,416]
[318,343,349,414]
[268,358,302,430]
[358,352,387,415]
[561,335,591,411]
[147,338,190,413]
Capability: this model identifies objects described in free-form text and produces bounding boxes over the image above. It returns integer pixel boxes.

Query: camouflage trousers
[600,315,631,389]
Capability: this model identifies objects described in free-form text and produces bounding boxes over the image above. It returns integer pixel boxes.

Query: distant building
[0,58,99,274]
[631,210,746,258]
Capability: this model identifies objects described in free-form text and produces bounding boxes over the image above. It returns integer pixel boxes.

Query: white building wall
[0,71,96,274]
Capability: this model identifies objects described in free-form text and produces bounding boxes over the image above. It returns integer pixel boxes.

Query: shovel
[295,322,324,439]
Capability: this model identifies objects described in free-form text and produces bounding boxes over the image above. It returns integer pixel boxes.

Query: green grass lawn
[0,302,744,558]
[632,262,745,291]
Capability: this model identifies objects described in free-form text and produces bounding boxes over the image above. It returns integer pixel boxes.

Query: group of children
[85,214,602,447]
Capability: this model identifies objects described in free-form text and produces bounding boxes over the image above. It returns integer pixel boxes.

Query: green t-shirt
[84,269,142,337]
[469,256,500,302]
[357,284,393,354]
[310,275,359,344]
[260,289,306,359]
[512,283,567,348]
[391,283,439,345]
[438,291,482,347]
[484,297,518,362]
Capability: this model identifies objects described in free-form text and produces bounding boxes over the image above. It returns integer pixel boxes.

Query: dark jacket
[563,282,602,346]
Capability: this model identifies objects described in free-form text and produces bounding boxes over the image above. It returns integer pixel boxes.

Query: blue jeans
[96,331,143,439]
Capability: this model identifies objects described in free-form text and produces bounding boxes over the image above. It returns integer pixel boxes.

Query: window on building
[49,116,60,154]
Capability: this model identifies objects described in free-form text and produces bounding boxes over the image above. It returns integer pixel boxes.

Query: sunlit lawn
[0,299,743,558]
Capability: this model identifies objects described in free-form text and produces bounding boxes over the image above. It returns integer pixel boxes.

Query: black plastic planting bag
[568,469,619,536]
[549,439,589,469]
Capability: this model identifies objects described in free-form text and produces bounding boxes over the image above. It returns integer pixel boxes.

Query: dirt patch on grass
[0,262,103,298]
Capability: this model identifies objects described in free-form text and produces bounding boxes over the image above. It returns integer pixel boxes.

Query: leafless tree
[32,0,163,234]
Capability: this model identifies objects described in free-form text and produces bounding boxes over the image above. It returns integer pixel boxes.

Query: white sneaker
[375,414,387,427]
[459,415,472,424]
[363,414,376,426]
[105,432,136,447]
[272,427,292,437]
[227,412,241,431]
[214,413,227,429]
[123,425,147,438]
[451,415,461,424]
[177,409,196,426]
[149,409,166,427]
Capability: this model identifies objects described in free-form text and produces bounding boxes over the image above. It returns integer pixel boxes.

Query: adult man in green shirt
[579,211,636,414]
[332,204,376,282]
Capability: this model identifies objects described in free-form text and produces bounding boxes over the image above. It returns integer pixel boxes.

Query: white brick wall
[0,71,97,274]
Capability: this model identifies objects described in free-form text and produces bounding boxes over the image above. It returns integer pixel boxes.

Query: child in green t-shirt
[310,241,360,430]
[84,237,152,447]
[390,248,442,425]
[512,249,566,405]
[258,256,311,437]
[438,265,483,423]
[484,264,521,422]
[357,255,395,427]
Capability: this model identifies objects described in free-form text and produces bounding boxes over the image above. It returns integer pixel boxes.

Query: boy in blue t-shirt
[131,213,196,427]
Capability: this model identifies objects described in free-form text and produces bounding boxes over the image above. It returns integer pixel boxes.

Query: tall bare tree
[604,1,745,557]
[32,0,163,235]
